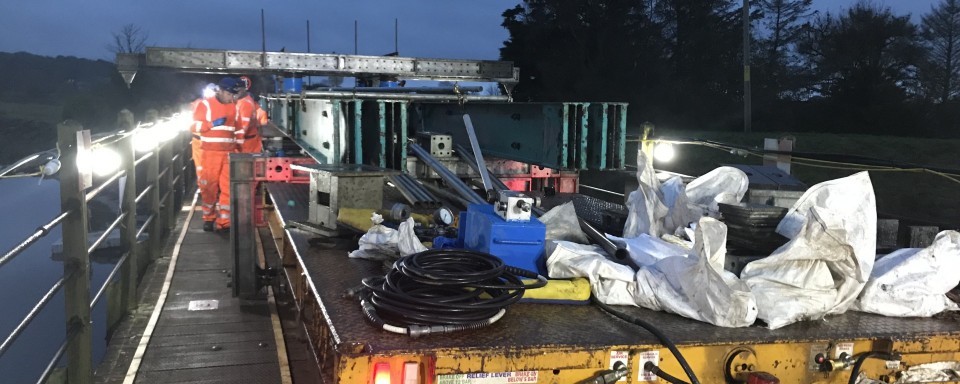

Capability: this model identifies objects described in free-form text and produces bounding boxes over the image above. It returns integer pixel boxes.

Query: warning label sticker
[436,371,539,384]
[638,350,660,382]
[610,351,629,382]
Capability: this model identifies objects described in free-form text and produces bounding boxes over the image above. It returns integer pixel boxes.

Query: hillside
[0,51,208,166]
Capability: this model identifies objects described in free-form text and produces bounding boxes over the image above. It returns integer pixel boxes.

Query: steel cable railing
[0,211,71,269]
[90,252,128,309]
[0,115,194,383]
[35,322,78,384]
[0,276,67,358]
[84,169,127,203]
[86,212,128,254]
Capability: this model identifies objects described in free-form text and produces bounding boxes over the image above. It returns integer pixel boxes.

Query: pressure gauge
[434,207,454,226]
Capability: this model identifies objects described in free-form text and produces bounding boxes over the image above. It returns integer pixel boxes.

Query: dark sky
[0,0,940,62]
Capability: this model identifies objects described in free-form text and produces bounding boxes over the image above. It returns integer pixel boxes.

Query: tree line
[499,0,960,137]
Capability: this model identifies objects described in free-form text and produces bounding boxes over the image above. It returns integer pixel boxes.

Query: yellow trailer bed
[264,183,960,384]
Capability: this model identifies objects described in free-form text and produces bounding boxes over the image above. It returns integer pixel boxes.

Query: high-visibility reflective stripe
[193,122,203,133]
[237,139,245,144]
[218,213,231,219]
[201,100,212,121]
[210,126,236,131]
[200,137,237,143]
[235,129,245,135]
[240,117,251,122]
[219,205,231,211]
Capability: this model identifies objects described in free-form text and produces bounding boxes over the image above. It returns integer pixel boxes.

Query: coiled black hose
[360,249,547,337]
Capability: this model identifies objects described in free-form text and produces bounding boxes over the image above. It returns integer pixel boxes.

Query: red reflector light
[373,362,392,384]
[747,372,780,384]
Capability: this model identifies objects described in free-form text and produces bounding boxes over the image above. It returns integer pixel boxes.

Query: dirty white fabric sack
[856,230,960,317]
[397,217,428,256]
[606,233,689,267]
[660,177,692,234]
[623,151,668,238]
[893,361,960,383]
[625,155,749,238]
[550,217,757,327]
[741,172,876,329]
[540,201,590,244]
[348,213,400,260]
[684,166,749,215]
[635,218,757,327]
[546,241,642,306]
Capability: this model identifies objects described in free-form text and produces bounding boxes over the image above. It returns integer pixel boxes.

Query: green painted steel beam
[353,100,363,164]
[399,101,408,173]
[378,101,386,168]
[580,103,589,170]
[561,105,570,169]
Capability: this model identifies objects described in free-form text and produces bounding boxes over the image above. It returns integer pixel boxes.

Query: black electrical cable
[847,351,899,384]
[592,297,701,384]
[644,362,690,384]
[360,249,547,336]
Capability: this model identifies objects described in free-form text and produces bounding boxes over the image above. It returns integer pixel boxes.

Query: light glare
[653,142,675,163]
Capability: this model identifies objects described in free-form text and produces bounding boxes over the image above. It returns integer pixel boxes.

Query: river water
[0,177,113,383]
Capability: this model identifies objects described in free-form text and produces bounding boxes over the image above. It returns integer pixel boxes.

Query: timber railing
[0,111,193,384]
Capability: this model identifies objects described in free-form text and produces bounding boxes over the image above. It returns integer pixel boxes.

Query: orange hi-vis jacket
[193,96,241,151]
[256,106,268,126]
[236,95,259,140]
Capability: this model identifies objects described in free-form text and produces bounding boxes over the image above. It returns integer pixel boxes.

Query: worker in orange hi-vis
[193,77,243,232]
[190,83,217,191]
[236,76,264,153]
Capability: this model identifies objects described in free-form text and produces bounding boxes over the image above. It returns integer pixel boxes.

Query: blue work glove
[212,117,226,126]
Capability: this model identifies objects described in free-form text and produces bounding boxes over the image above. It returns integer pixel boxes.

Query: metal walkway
[99,198,287,384]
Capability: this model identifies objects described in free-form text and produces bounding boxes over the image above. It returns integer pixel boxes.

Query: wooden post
[118,132,139,314]
[57,121,93,383]
[146,138,162,261]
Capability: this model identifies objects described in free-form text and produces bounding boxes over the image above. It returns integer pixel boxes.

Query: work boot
[203,221,214,232]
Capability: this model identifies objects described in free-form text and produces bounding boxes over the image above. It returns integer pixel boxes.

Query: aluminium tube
[298,91,509,102]
[389,174,440,208]
[421,181,471,209]
[454,144,509,191]
[398,175,437,203]
[311,86,484,94]
[389,175,425,206]
[409,144,485,205]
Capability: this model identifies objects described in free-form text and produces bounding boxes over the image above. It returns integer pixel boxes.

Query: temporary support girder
[116,47,519,90]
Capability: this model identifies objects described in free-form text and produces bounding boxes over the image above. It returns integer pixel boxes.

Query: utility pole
[260,9,266,68]
[307,20,311,86]
[742,0,752,133]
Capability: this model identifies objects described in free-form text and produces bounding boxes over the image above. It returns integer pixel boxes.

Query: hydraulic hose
[360,249,547,337]
[644,361,690,384]
[592,297,701,384]
[847,352,900,384]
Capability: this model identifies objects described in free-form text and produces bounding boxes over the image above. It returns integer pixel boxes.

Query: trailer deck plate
[266,182,960,354]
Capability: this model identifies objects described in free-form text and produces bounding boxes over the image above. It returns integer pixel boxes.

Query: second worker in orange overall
[193,77,243,232]
[236,76,264,154]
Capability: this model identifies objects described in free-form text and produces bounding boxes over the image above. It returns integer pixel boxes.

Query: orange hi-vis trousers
[191,137,203,189]
[241,135,263,154]
[199,150,232,229]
